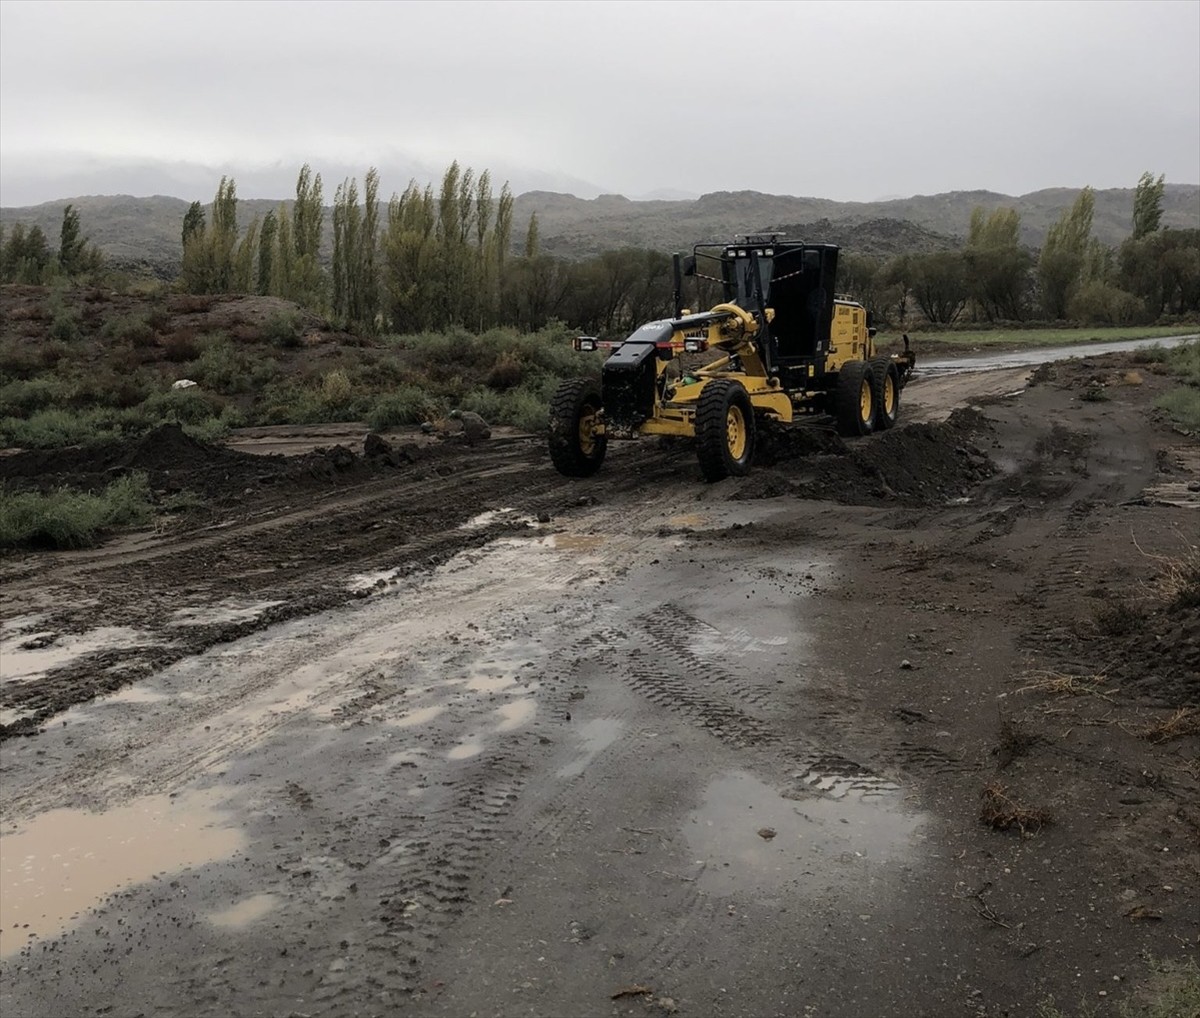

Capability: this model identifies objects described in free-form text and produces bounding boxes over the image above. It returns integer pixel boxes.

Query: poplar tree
[1132,171,1165,240]
[1037,187,1094,319]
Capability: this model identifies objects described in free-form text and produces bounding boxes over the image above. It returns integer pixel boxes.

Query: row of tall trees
[175,166,1197,332]
[0,205,103,284]
[841,173,1198,327]
[178,162,678,334]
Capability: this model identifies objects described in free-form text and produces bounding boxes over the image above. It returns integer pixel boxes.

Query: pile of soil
[0,424,418,502]
[736,407,994,505]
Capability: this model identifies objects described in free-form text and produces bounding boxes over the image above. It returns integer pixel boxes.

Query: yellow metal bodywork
[827,300,875,370]
[595,296,890,440]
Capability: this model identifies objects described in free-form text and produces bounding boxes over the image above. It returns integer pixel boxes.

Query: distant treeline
[2,165,1197,334]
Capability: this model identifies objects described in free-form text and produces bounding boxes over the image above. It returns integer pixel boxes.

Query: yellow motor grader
[548,237,915,482]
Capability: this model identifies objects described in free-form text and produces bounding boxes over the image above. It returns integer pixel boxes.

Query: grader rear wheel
[835,360,876,437]
[870,357,900,431]
[696,379,755,482]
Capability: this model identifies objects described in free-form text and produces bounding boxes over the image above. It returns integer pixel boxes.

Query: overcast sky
[1,0,1198,206]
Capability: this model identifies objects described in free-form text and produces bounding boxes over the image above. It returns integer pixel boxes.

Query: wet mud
[1,348,1198,1017]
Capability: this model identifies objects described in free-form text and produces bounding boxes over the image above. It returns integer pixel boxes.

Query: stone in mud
[364,433,392,458]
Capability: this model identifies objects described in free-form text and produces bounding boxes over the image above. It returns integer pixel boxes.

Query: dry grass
[1133,530,1200,610]
[1139,708,1200,745]
[980,781,1054,834]
[1122,369,1144,385]
[1016,670,1117,700]
[995,713,1038,769]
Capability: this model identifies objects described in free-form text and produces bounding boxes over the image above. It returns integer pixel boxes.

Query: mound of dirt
[737,408,995,505]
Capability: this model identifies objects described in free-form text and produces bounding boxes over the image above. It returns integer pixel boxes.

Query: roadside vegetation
[1132,340,1200,430]
[1036,956,1200,1018]
[0,164,1196,452]
[0,472,152,549]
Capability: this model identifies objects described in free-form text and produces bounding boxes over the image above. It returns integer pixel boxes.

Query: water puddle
[685,771,923,898]
[558,718,626,779]
[0,707,31,728]
[347,568,404,593]
[459,508,536,531]
[540,534,606,554]
[1,614,47,636]
[0,789,243,958]
[389,704,445,728]
[0,626,161,684]
[207,892,279,929]
[169,600,282,627]
[447,740,484,760]
[494,698,536,732]
[465,672,518,693]
[103,685,170,707]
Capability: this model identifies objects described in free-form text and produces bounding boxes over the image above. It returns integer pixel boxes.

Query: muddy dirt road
[2,352,1197,1017]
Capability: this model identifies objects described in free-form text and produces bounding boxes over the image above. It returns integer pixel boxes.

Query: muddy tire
[548,378,607,477]
[835,360,876,438]
[870,357,900,431]
[696,379,755,482]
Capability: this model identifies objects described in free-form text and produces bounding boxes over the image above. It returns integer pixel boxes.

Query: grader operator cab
[548,236,915,482]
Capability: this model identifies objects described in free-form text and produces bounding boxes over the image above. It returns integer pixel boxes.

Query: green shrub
[102,314,155,347]
[1163,339,1200,386]
[140,387,227,426]
[365,386,440,430]
[0,377,71,417]
[264,310,304,348]
[186,334,270,394]
[0,407,136,448]
[1154,388,1200,430]
[48,308,82,342]
[0,472,153,549]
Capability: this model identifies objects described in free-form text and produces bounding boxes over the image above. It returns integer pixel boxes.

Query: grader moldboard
[548,237,916,482]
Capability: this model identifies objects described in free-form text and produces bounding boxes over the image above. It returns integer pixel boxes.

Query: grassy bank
[1138,339,1200,430]
[0,473,153,549]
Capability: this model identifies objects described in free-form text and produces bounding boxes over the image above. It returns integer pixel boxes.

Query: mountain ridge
[2,184,1196,274]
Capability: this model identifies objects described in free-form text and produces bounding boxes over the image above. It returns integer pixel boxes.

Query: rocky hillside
[1,184,1196,276]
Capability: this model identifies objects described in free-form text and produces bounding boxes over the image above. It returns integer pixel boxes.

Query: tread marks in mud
[363,750,528,998]
[626,605,904,799]
[635,604,781,712]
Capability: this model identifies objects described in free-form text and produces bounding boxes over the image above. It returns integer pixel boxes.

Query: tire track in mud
[629,606,903,799]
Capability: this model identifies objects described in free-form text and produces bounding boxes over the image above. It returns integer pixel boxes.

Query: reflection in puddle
[558,718,625,779]
[390,704,444,728]
[495,698,535,732]
[460,508,536,531]
[0,790,242,957]
[466,672,517,693]
[208,893,279,929]
[686,772,923,897]
[539,534,605,554]
[102,685,169,705]
[447,740,484,760]
[347,568,403,593]
[169,601,282,627]
[0,627,161,684]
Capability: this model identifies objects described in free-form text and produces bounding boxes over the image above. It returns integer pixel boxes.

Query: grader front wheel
[549,378,607,477]
[696,379,756,482]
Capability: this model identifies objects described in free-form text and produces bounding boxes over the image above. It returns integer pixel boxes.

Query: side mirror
[682,255,697,277]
